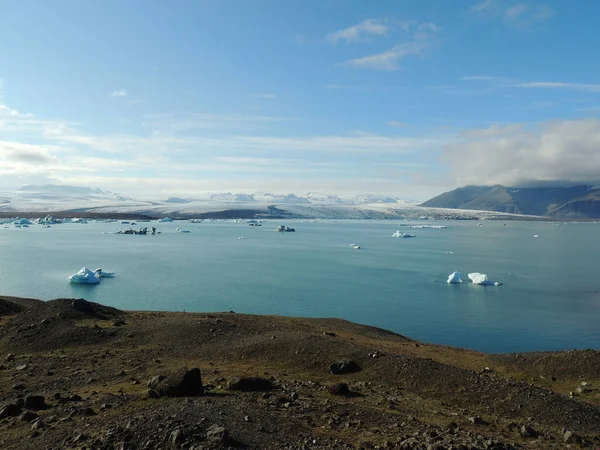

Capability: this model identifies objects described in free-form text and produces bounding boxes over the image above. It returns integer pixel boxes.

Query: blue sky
[1,0,600,200]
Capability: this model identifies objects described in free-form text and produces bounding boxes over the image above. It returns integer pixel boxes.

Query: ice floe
[468,272,502,286]
[68,267,100,284]
[94,268,116,278]
[392,230,416,238]
[447,271,463,284]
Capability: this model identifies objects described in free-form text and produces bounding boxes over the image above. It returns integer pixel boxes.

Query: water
[1,219,599,353]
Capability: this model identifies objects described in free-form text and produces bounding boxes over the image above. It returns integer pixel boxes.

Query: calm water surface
[1,219,599,353]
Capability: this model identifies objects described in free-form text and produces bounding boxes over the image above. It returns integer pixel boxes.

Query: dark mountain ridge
[421,184,600,218]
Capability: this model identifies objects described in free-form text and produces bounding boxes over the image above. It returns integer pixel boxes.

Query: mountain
[164,197,192,204]
[345,194,398,204]
[262,193,310,204]
[16,184,132,201]
[208,193,256,202]
[421,185,600,218]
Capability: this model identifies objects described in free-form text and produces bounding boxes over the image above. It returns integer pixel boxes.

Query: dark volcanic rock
[20,411,39,422]
[153,368,203,397]
[24,395,46,410]
[329,360,361,375]
[227,377,273,392]
[147,375,165,389]
[328,383,350,396]
[0,403,22,419]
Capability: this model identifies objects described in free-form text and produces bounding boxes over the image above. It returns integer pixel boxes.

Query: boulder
[329,360,361,375]
[153,368,203,397]
[0,403,22,419]
[519,424,538,438]
[227,377,273,392]
[147,375,165,389]
[20,411,39,422]
[328,383,350,396]
[24,395,46,410]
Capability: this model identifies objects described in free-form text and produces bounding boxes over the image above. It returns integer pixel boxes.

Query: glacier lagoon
[1,219,599,353]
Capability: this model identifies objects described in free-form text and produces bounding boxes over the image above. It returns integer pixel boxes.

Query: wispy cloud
[327,18,389,44]
[343,22,440,71]
[387,120,407,128]
[470,0,494,15]
[109,90,128,98]
[516,82,600,92]
[505,4,528,20]
[469,1,554,28]
[255,93,277,99]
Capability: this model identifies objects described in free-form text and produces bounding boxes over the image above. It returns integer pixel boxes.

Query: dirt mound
[45,298,124,320]
[0,298,25,316]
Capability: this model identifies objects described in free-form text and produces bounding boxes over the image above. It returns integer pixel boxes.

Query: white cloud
[109,90,128,98]
[388,120,407,128]
[328,19,389,44]
[470,0,495,15]
[444,118,600,186]
[469,1,554,27]
[516,82,600,92]
[344,22,439,71]
[505,4,528,19]
[255,93,276,99]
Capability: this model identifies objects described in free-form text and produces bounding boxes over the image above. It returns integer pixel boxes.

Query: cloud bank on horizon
[1,0,600,200]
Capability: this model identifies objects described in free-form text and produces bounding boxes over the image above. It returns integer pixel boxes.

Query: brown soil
[0,296,599,449]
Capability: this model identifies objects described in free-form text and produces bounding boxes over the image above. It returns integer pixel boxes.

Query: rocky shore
[0,296,599,449]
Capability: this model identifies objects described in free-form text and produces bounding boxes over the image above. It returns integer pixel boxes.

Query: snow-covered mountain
[0,184,522,220]
[209,193,256,202]
[262,193,310,204]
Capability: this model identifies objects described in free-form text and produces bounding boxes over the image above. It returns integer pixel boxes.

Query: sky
[1,0,600,201]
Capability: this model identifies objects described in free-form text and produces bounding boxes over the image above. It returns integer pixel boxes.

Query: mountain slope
[421,185,600,218]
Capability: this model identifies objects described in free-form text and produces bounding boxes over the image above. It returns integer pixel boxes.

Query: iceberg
[447,271,463,284]
[94,268,116,278]
[69,267,100,284]
[158,217,173,223]
[392,230,416,238]
[468,272,502,286]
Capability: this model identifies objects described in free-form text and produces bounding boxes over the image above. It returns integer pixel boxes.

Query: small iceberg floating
[447,271,463,284]
[175,228,191,233]
[533,234,540,238]
[94,268,116,278]
[468,272,502,286]
[69,267,100,284]
[392,230,416,238]
[349,243,361,249]
[276,225,295,232]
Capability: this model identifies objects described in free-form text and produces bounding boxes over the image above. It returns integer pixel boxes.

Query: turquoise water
[1,220,599,353]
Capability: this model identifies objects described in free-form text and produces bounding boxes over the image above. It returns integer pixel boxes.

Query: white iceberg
[94,268,116,278]
[392,231,416,238]
[69,267,100,284]
[468,272,502,286]
[158,217,173,223]
[447,271,463,284]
